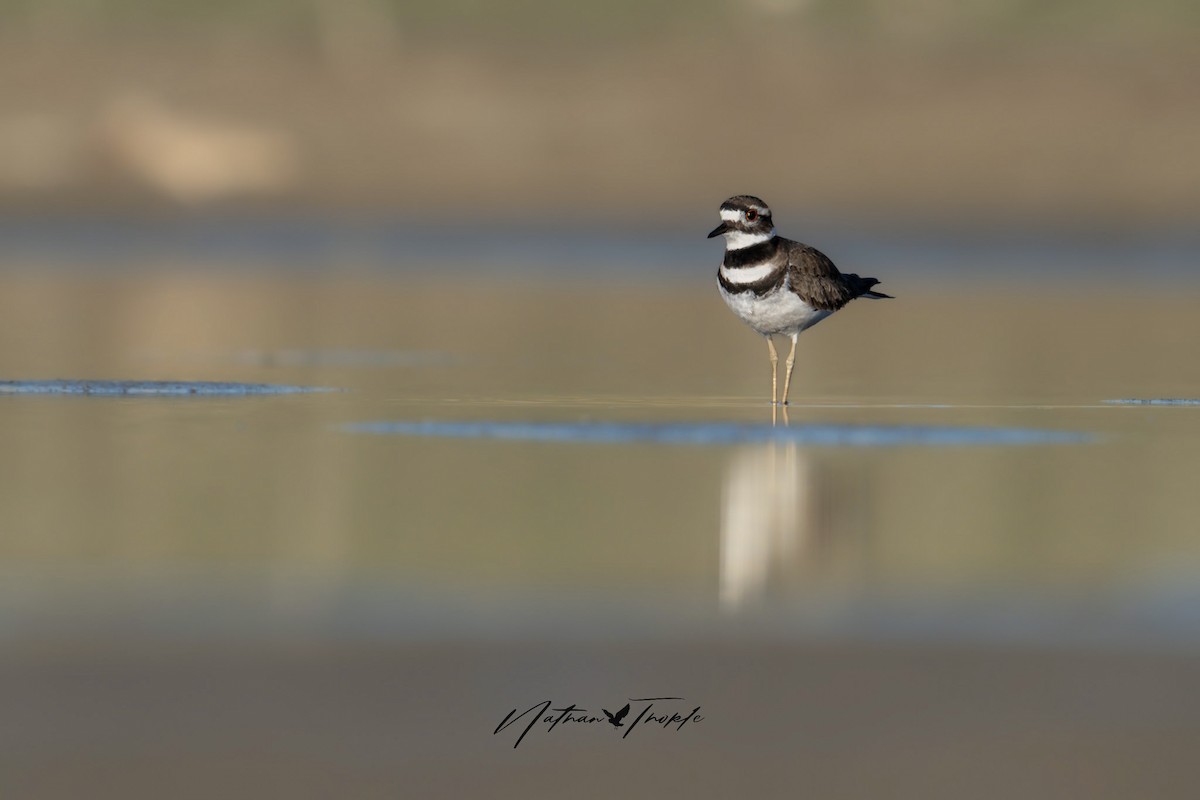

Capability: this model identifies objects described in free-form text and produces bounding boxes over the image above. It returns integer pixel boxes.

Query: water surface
[2,272,1199,646]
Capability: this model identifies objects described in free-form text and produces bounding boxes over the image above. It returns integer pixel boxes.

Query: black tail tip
[852,275,891,299]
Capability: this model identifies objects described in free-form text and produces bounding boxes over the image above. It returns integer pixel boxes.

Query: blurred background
[2,0,1198,227]
[3,2,1200,798]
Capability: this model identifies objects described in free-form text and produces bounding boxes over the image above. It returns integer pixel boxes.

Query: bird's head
[707,195,775,249]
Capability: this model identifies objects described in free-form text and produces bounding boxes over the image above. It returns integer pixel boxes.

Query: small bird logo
[602,703,630,728]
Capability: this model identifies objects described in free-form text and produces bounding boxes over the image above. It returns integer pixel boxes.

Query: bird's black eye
[745,209,758,222]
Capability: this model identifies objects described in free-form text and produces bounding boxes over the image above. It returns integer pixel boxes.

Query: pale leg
[765,336,778,406]
[781,333,798,406]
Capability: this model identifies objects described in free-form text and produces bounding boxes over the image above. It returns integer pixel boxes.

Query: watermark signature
[494,697,703,748]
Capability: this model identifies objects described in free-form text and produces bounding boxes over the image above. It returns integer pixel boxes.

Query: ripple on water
[343,420,1092,447]
[1105,398,1200,406]
[0,380,338,396]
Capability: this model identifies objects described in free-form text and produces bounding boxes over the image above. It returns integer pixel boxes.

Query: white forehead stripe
[719,263,778,283]
[722,229,775,250]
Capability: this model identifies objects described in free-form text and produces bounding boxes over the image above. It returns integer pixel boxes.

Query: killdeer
[709,195,891,406]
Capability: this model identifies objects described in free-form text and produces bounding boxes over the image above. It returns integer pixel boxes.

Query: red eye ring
[746,209,758,222]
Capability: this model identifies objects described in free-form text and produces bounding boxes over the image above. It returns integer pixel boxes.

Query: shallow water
[2,271,1199,647]
[0,379,335,395]
[6,267,1200,798]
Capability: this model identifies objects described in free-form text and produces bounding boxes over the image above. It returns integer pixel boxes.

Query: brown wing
[783,240,862,311]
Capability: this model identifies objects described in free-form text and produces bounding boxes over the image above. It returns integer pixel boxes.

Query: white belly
[720,282,832,336]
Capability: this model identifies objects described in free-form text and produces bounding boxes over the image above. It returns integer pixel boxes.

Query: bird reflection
[719,415,827,612]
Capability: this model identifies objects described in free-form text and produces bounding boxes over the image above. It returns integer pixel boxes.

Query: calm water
[5,262,1200,798]
[2,269,1199,647]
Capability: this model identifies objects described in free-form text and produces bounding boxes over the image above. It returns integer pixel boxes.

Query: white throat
[724,229,775,250]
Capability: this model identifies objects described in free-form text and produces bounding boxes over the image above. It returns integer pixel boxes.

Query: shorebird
[709,195,891,406]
